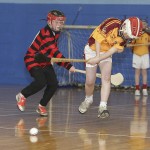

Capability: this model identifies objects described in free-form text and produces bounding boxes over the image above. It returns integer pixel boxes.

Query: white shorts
[84,45,112,68]
[132,54,150,69]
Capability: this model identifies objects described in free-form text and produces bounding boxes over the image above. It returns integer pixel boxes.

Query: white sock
[85,95,93,103]
[99,101,107,107]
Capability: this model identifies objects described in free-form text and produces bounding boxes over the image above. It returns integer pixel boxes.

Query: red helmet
[121,17,143,39]
[47,10,66,22]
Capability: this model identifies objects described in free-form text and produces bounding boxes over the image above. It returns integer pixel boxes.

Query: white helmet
[120,17,143,39]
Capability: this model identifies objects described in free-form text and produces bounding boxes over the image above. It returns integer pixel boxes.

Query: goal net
[53,25,147,88]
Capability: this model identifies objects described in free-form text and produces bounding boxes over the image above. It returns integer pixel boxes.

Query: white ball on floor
[29,127,38,136]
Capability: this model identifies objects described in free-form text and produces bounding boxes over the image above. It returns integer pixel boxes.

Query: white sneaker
[142,89,148,96]
[135,90,140,96]
[98,106,110,118]
[79,100,93,114]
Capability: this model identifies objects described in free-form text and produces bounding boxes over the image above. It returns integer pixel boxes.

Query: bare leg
[97,61,112,118]
[134,68,141,96]
[99,61,112,103]
[142,69,147,85]
[135,68,141,86]
[142,69,148,96]
[78,66,97,113]
[85,66,97,97]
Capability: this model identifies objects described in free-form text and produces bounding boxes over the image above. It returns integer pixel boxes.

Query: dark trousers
[21,65,58,106]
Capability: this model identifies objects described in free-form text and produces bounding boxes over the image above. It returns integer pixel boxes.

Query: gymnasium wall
[0,3,150,86]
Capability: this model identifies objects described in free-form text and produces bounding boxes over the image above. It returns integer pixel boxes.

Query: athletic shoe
[98,106,110,118]
[142,89,148,96]
[16,93,26,111]
[135,90,140,96]
[36,104,48,116]
[78,100,93,114]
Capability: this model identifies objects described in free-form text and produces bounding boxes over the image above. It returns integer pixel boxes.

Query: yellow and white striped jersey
[88,18,125,52]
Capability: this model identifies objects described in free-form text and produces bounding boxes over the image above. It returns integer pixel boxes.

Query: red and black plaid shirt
[24,25,72,71]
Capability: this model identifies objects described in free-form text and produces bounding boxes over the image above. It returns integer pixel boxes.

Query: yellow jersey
[88,18,125,52]
[132,32,150,56]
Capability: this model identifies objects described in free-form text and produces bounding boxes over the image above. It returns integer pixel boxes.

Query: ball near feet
[29,127,38,135]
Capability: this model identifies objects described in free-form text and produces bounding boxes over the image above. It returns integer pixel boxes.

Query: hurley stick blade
[75,69,124,86]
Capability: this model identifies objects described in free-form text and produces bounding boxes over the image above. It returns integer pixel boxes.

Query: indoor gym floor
[0,85,150,150]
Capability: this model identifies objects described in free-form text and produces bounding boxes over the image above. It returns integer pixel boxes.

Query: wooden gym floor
[0,85,150,150]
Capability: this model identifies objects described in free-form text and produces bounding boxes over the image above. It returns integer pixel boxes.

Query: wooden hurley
[51,58,88,63]
[127,43,150,47]
[75,69,124,86]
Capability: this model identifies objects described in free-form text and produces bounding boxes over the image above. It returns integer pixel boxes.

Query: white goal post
[64,25,97,29]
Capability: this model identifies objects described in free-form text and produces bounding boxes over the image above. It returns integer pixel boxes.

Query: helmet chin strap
[118,27,132,44]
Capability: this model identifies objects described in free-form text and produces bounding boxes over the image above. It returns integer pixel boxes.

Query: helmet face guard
[120,17,143,39]
[47,10,66,32]
[47,10,66,23]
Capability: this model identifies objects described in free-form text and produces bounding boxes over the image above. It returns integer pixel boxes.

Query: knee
[102,75,111,83]
[86,80,95,87]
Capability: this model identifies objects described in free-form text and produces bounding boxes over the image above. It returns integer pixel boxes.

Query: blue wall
[0,3,150,86]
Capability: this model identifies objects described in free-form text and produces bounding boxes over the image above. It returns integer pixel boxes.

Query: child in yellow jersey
[79,17,143,118]
[132,20,150,96]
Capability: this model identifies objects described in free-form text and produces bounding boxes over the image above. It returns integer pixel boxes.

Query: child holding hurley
[79,17,143,118]
[16,10,75,116]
